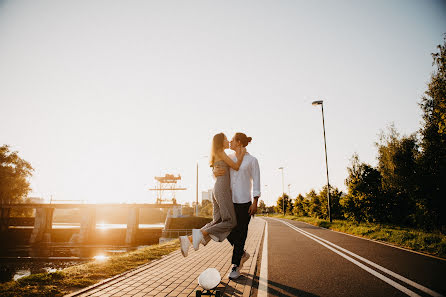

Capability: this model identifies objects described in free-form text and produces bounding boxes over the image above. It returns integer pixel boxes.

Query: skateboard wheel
[215,290,221,297]
[196,290,202,297]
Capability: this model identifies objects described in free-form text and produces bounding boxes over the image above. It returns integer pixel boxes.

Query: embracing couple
[180,132,261,280]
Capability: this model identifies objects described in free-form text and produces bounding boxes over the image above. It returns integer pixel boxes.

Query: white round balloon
[198,268,221,290]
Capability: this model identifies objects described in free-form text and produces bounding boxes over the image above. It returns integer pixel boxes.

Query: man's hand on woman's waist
[213,166,226,177]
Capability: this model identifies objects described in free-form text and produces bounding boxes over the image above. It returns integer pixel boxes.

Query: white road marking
[298,219,446,262]
[272,218,444,297]
[289,221,443,297]
[258,220,268,297]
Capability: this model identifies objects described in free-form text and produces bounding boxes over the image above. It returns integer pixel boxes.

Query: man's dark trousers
[227,201,252,266]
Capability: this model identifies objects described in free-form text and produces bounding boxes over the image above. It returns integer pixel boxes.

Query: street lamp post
[264,184,269,207]
[196,156,208,217]
[312,100,332,222]
[278,167,285,215]
[196,162,199,216]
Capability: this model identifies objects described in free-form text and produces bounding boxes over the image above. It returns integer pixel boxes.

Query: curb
[243,218,266,297]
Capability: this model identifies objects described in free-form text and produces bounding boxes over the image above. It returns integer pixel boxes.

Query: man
[214,132,260,279]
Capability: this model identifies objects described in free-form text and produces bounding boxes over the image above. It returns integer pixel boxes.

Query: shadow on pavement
[251,275,321,297]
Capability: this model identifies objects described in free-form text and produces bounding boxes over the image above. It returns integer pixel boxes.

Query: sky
[1,0,445,206]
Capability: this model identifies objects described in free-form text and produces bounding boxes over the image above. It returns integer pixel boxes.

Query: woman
[180,133,246,257]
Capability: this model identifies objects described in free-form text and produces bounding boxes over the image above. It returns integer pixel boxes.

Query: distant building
[201,189,213,202]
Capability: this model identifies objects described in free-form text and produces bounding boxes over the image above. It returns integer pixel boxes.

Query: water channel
[0,223,164,283]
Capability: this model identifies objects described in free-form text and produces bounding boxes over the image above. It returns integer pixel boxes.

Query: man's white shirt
[229,153,261,204]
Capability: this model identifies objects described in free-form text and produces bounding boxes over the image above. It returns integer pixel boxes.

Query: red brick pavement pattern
[67,217,266,297]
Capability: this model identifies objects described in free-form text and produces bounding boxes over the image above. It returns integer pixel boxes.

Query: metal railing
[161,229,192,238]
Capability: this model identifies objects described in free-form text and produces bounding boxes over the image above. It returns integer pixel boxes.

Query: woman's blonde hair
[210,133,225,167]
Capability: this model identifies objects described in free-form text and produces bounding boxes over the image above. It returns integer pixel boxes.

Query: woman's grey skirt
[201,188,237,242]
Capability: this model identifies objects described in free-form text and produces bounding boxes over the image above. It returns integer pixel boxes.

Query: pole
[264,184,268,206]
[321,104,332,222]
[196,162,199,217]
[282,169,284,215]
[280,168,284,194]
[279,167,285,215]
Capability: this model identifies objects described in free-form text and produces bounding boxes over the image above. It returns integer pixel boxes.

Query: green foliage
[423,35,446,136]
[377,126,418,193]
[293,194,308,216]
[265,205,276,214]
[270,37,446,233]
[10,197,34,217]
[286,196,294,214]
[339,37,446,230]
[199,199,213,217]
[417,36,446,230]
[306,189,322,218]
[341,153,387,223]
[0,145,33,205]
[275,195,284,214]
[273,186,343,220]
[272,37,446,235]
[319,185,343,219]
[341,37,446,231]
[17,271,64,286]
[376,125,419,225]
[275,194,292,214]
[181,203,195,216]
[257,200,267,214]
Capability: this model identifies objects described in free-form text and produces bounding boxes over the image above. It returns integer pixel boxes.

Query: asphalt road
[257,217,446,297]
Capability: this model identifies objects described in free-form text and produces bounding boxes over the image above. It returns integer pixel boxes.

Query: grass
[0,240,180,297]
[263,214,446,259]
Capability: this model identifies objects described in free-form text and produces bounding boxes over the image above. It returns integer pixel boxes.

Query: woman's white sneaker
[180,236,191,257]
[192,229,204,251]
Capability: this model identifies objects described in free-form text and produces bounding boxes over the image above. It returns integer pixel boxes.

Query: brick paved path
[67,217,266,297]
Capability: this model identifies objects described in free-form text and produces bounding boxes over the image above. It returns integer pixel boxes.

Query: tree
[341,154,385,223]
[199,199,213,217]
[425,35,446,135]
[275,194,291,214]
[293,194,308,217]
[266,205,275,214]
[376,125,419,225]
[0,145,33,205]
[286,196,294,215]
[182,204,194,216]
[319,185,343,220]
[306,190,323,218]
[275,195,284,214]
[258,200,267,214]
[0,145,33,229]
[418,36,446,230]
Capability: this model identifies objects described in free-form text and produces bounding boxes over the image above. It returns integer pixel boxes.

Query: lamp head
[312,100,323,106]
